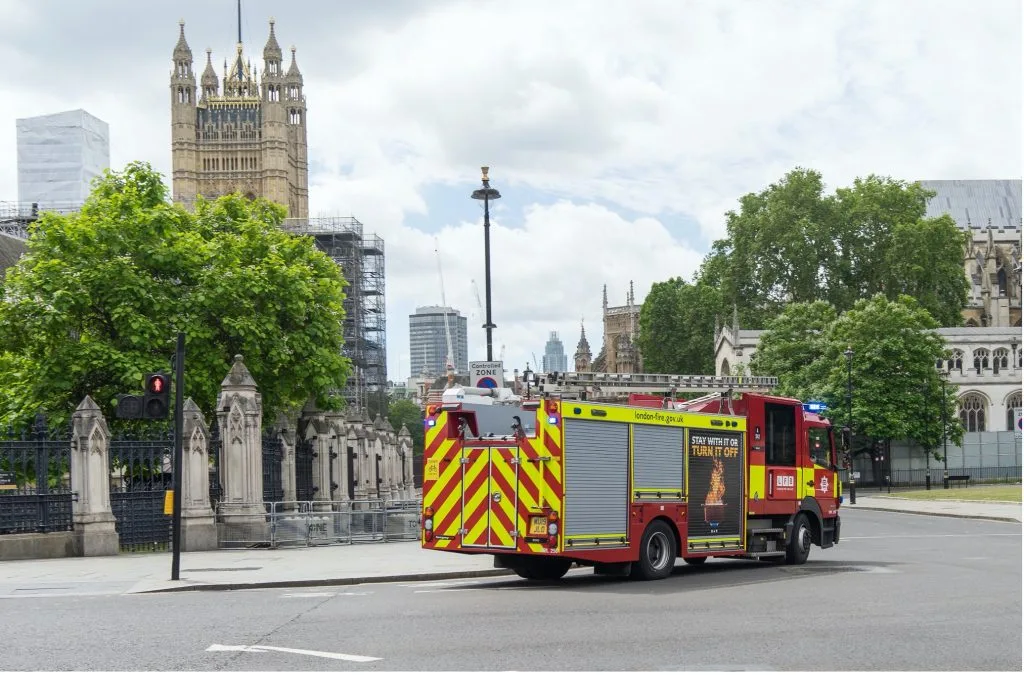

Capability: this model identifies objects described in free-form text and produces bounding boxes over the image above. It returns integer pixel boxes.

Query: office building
[409,306,468,379]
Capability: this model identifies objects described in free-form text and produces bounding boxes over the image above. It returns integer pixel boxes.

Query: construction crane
[434,239,455,378]
[470,279,484,323]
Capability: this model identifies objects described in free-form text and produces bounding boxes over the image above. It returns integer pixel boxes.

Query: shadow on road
[460,558,903,595]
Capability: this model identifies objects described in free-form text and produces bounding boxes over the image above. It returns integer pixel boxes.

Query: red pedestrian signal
[142,372,170,419]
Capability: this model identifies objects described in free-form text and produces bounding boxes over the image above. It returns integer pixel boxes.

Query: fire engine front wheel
[631,520,677,581]
[785,512,812,565]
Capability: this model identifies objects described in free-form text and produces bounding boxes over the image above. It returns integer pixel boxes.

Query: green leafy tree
[748,301,838,398]
[388,398,425,458]
[881,216,970,327]
[0,162,351,427]
[817,294,962,460]
[637,277,721,374]
[698,169,969,328]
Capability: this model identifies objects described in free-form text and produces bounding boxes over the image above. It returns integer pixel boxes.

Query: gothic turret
[262,18,284,103]
[574,322,592,372]
[170,20,198,205]
[200,48,219,99]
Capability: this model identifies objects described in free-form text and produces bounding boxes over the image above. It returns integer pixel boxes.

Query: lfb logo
[819,475,829,492]
[776,475,795,488]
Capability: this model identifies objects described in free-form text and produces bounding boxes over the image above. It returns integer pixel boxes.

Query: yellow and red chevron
[421,407,565,555]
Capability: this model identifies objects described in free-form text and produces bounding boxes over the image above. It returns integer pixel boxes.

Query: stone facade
[170,19,309,218]
[961,226,1022,328]
[592,282,642,373]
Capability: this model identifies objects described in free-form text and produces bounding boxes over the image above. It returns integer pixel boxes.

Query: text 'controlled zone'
[420,372,843,582]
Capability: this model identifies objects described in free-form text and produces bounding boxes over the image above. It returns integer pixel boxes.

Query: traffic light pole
[171,332,185,581]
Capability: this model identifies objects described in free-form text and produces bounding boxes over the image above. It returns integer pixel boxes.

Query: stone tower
[574,321,592,372]
[170,19,309,218]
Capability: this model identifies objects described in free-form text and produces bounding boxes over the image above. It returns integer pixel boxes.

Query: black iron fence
[295,436,316,501]
[262,431,284,503]
[0,414,74,535]
[839,465,1021,489]
[208,419,222,508]
[108,426,173,552]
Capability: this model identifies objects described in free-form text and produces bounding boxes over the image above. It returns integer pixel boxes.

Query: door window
[765,403,797,466]
[808,427,831,468]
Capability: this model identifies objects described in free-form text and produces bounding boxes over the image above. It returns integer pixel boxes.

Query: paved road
[1,510,1019,671]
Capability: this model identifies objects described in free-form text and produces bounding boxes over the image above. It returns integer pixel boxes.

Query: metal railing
[215,499,423,549]
[839,466,1021,489]
[0,415,75,535]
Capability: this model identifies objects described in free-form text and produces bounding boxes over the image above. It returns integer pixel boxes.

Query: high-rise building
[17,109,110,207]
[542,330,568,373]
[169,18,308,218]
[409,306,469,379]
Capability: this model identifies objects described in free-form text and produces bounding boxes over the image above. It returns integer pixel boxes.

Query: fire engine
[420,370,842,581]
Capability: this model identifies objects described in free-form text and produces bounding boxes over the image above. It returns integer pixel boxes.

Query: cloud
[0,0,1019,384]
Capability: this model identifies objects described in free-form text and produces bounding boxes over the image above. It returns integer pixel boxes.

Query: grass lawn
[894,485,1022,503]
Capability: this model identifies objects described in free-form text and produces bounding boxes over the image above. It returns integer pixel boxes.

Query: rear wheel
[785,512,812,565]
[630,520,677,580]
[513,558,572,581]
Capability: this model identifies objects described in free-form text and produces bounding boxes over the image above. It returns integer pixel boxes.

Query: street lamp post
[844,347,856,505]
[941,373,949,489]
[471,167,502,361]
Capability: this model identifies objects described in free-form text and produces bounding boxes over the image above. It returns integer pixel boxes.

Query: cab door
[806,426,840,519]
[763,401,800,513]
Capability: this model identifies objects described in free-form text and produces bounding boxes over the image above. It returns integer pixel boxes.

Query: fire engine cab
[420,371,842,581]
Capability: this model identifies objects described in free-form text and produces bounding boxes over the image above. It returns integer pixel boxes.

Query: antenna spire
[237,0,242,44]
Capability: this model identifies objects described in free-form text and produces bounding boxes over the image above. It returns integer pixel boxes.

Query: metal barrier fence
[0,414,75,535]
[215,499,423,549]
[839,465,1021,488]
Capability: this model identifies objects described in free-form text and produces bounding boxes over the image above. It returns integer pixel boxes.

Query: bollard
[925,474,931,491]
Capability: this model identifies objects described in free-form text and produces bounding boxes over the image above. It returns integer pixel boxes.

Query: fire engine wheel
[513,558,572,581]
[631,521,677,581]
[785,512,812,565]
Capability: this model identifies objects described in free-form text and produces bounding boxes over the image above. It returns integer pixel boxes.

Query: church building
[169,18,309,218]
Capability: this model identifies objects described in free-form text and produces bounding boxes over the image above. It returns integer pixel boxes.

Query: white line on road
[207,643,380,662]
[279,591,373,598]
[412,588,474,594]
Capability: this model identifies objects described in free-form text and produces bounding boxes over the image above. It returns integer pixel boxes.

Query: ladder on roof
[535,371,778,399]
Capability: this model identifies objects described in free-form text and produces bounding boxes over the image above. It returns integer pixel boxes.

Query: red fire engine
[421,371,842,581]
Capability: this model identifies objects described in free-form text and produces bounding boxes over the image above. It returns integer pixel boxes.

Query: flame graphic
[705,458,726,505]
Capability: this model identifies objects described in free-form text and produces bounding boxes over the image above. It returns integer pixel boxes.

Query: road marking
[279,591,372,598]
[412,588,474,594]
[206,644,380,662]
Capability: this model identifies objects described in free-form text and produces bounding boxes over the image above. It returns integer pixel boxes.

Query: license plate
[528,516,548,536]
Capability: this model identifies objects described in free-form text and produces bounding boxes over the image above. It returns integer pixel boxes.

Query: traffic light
[143,372,170,419]
[116,394,144,419]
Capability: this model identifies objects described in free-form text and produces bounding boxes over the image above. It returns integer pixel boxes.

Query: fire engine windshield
[462,403,537,439]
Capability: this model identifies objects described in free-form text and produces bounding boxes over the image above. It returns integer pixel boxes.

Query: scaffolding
[282,217,387,413]
[0,201,83,239]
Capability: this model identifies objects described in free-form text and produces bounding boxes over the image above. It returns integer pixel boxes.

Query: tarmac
[0,494,1018,597]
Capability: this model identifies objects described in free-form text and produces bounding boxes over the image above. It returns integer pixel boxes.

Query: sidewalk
[843,494,1022,523]
[1,497,1018,598]
[0,542,509,597]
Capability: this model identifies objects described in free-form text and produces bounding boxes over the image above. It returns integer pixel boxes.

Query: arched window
[947,349,964,374]
[1006,392,1022,431]
[721,358,731,376]
[973,349,990,374]
[958,393,987,432]
[993,348,1009,374]
[966,318,979,327]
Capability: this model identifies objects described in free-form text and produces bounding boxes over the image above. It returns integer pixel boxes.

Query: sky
[0,0,1021,385]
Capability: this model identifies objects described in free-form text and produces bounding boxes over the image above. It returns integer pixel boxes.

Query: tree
[698,169,969,328]
[817,294,963,460]
[748,301,838,399]
[637,276,721,374]
[388,398,424,457]
[0,162,351,427]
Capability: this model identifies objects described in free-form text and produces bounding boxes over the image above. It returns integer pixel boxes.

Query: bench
[947,474,971,487]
